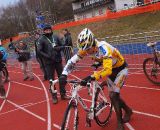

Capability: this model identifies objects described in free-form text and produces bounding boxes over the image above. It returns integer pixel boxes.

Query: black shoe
[61,94,70,100]
[4,77,10,83]
[43,78,47,81]
[49,89,58,104]
[116,123,125,130]
[44,76,47,81]
[29,77,34,81]
[23,76,29,81]
[0,87,6,98]
[52,92,58,104]
[123,109,133,123]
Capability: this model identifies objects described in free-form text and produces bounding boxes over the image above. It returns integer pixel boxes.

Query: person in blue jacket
[0,40,9,82]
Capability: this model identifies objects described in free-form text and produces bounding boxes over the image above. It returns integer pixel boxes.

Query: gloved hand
[80,75,95,86]
[91,62,102,70]
[59,74,67,86]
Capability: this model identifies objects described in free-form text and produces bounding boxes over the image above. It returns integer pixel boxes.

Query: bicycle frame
[67,80,109,120]
[50,79,113,129]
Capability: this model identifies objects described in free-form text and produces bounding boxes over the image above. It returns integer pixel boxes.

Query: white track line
[8,65,39,69]
[128,72,143,75]
[11,81,43,90]
[125,84,160,91]
[125,123,135,130]
[33,73,52,130]
[0,99,50,116]
[53,124,61,129]
[8,70,23,74]
[7,99,46,122]
[19,103,33,107]
[0,82,11,112]
[133,110,160,119]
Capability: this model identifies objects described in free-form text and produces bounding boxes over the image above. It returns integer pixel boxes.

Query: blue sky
[0,0,19,7]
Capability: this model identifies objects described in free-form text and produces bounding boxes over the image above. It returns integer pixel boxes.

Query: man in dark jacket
[37,24,69,104]
[34,32,47,81]
[62,29,73,63]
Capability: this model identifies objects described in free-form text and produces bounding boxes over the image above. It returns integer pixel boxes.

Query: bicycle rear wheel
[94,82,112,126]
[143,58,160,85]
[61,101,79,130]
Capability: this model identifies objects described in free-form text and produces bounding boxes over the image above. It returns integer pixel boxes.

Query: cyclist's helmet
[77,28,94,50]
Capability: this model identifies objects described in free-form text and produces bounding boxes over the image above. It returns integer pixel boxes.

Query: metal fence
[73,30,160,71]
[6,30,160,72]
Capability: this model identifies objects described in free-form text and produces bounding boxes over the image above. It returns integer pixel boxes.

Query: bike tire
[2,67,8,83]
[143,58,160,85]
[94,83,112,126]
[61,102,79,130]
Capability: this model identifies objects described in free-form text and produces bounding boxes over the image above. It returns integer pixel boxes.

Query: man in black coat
[34,32,47,81]
[37,24,69,104]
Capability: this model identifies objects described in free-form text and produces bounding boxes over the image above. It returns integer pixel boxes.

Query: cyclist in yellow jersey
[59,28,132,130]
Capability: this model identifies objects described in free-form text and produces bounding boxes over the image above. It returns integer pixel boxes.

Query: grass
[57,10,160,44]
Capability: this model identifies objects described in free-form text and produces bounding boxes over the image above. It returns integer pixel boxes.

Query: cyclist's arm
[92,57,112,80]
[62,50,87,75]
[91,43,113,80]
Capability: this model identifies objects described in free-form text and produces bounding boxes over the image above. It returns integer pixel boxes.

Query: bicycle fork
[86,82,97,127]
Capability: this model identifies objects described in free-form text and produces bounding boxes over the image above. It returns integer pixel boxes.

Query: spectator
[34,32,48,81]
[8,38,15,50]
[0,50,6,98]
[62,29,73,63]
[37,24,69,104]
[15,41,34,81]
[58,32,65,46]
[0,40,9,82]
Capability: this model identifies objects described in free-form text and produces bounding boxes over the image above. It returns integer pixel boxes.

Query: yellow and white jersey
[62,40,125,80]
[95,41,124,68]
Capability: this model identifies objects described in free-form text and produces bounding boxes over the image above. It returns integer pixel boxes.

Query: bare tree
[0,0,74,39]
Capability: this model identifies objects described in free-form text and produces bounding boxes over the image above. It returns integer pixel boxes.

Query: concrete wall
[114,0,137,11]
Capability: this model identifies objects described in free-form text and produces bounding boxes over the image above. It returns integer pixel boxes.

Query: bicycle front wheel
[94,82,112,126]
[143,58,160,85]
[61,101,79,130]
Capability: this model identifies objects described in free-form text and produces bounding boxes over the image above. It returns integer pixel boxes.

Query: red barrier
[53,2,160,30]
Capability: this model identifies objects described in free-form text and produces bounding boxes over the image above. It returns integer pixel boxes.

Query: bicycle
[143,42,160,85]
[50,79,112,130]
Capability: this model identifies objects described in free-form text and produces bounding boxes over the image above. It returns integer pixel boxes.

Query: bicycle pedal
[86,117,91,127]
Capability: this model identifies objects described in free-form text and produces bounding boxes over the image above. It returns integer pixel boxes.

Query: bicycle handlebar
[49,79,82,85]
[50,79,92,95]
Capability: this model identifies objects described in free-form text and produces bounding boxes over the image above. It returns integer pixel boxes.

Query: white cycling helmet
[77,28,94,50]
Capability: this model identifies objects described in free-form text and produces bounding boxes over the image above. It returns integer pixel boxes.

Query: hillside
[60,10,160,44]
